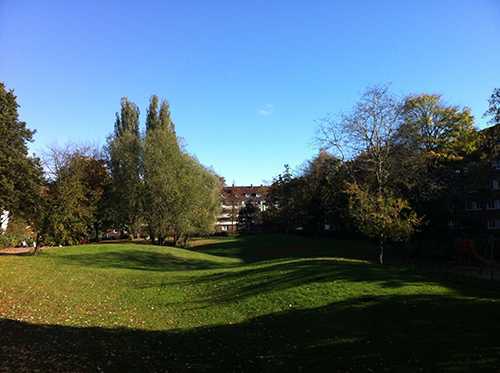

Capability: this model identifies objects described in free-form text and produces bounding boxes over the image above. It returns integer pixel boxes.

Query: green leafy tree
[264,165,302,233]
[300,151,349,233]
[394,94,479,235]
[318,86,422,262]
[398,94,478,162]
[107,98,143,237]
[144,96,181,244]
[0,215,34,248]
[144,95,220,246]
[0,82,43,230]
[238,201,259,232]
[485,88,500,126]
[42,146,110,246]
[172,155,221,245]
[347,183,421,264]
[145,95,161,132]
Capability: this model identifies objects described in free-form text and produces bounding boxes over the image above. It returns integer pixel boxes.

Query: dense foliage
[143,96,221,246]
[41,147,110,246]
[1,80,498,252]
[107,95,221,246]
[264,86,497,262]
[0,82,220,248]
[0,82,43,239]
[107,98,143,237]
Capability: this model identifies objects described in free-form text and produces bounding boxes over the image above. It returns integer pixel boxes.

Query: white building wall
[1,211,9,232]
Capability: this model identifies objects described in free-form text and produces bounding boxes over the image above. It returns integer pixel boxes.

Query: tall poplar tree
[145,95,161,132]
[107,98,143,236]
[144,96,181,243]
[143,95,220,245]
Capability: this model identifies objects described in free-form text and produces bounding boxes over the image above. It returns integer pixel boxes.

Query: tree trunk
[149,227,155,244]
[32,233,41,256]
[174,233,182,247]
[379,239,384,265]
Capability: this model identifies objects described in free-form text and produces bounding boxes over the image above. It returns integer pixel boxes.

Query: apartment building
[458,124,500,233]
[215,185,269,233]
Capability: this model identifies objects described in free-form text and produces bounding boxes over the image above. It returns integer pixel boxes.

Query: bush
[2,215,35,248]
[0,234,16,248]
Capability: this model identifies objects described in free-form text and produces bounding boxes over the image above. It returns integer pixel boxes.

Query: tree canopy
[0,82,43,232]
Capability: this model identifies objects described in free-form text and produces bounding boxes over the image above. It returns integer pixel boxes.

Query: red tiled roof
[222,185,269,202]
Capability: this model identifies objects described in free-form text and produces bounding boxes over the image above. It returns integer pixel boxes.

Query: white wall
[1,211,9,232]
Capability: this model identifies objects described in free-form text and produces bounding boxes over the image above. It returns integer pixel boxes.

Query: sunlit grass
[1,235,500,371]
[0,239,448,329]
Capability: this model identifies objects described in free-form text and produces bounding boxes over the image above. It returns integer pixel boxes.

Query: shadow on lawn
[57,250,235,272]
[159,258,500,307]
[2,294,500,372]
[191,234,379,263]
[57,235,380,273]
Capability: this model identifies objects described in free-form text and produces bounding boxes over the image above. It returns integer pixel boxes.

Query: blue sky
[1,1,499,185]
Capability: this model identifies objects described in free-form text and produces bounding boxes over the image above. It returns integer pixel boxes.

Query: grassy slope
[1,235,500,371]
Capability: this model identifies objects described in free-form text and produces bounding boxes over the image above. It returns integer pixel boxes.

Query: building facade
[455,124,500,234]
[215,185,269,233]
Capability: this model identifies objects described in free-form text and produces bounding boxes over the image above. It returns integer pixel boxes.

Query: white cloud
[257,104,274,116]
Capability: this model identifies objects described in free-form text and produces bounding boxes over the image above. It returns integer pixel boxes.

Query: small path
[0,247,34,255]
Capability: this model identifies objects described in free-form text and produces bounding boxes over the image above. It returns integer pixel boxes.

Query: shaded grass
[189,234,379,263]
[1,234,500,371]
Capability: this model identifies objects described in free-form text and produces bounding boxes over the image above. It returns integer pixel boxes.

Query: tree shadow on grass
[2,294,500,372]
[190,234,379,263]
[56,250,237,272]
[152,258,500,308]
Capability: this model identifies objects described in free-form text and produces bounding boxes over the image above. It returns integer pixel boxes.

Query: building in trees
[216,185,269,233]
[453,124,500,234]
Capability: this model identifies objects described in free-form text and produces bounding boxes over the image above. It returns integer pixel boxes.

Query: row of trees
[2,80,499,257]
[108,96,221,246]
[0,82,221,248]
[263,86,500,263]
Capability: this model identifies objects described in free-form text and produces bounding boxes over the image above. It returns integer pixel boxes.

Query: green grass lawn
[1,234,500,371]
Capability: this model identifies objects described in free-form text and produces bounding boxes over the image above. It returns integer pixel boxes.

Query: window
[487,200,495,210]
[496,200,500,209]
[466,201,480,210]
[221,226,228,231]
[493,180,499,190]
[494,160,500,170]
[259,200,267,212]
[488,220,500,230]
